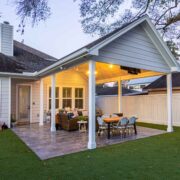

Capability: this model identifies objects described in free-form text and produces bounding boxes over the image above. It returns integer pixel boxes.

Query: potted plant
[78,116,87,121]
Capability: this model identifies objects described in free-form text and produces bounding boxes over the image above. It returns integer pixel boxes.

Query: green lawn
[0,123,180,180]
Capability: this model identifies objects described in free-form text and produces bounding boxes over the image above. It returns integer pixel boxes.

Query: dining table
[103,117,120,139]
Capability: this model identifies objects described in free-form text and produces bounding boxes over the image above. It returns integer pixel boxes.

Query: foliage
[1,124,180,179]
[78,115,87,121]
[15,0,51,34]
[166,40,180,60]
[79,0,180,39]
[12,0,180,52]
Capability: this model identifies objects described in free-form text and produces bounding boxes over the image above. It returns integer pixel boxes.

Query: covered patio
[10,16,179,156]
[13,123,165,160]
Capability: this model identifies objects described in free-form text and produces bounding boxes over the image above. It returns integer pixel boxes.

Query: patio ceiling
[69,62,163,83]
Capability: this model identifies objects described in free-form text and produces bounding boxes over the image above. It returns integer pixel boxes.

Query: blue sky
[0,0,98,58]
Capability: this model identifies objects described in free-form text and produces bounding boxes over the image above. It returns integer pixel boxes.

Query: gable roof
[144,72,180,90]
[37,15,179,77]
[0,40,57,73]
[0,15,179,77]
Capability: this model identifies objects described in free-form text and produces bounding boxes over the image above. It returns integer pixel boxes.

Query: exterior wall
[11,70,88,124]
[96,94,180,126]
[95,25,170,73]
[11,79,40,123]
[0,77,11,127]
[43,69,88,111]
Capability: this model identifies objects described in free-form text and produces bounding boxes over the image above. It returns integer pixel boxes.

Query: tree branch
[155,0,178,26]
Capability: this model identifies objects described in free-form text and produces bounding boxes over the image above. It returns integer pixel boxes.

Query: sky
[0,0,98,59]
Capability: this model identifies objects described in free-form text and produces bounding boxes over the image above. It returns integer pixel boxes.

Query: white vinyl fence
[96,94,180,126]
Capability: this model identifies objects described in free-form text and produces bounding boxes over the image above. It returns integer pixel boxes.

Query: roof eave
[36,48,89,77]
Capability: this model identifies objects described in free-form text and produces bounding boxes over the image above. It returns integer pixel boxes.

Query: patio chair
[97,117,107,136]
[113,117,129,137]
[127,116,138,135]
[111,114,118,117]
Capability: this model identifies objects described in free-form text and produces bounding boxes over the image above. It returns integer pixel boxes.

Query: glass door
[18,85,31,122]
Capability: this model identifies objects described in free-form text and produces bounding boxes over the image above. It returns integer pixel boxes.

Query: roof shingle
[144,73,180,90]
[0,40,57,73]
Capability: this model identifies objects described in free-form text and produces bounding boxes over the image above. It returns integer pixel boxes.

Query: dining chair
[97,117,107,136]
[127,116,138,135]
[113,117,128,137]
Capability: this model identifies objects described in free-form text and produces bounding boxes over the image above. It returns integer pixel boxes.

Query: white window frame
[47,85,60,110]
[74,87,84,109]
[61,86,85,110]
[62,87,73,109]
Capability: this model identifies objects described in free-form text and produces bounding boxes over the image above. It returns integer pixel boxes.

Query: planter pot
[11,122,17,128]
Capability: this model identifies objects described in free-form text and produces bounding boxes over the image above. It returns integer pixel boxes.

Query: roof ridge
[14,40,57,61]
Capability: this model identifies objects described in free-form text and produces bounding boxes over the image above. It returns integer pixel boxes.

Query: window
[62,87,72,108]
[49,87,59,109]
[75,88,84,109]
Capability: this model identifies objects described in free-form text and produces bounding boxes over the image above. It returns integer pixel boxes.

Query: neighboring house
[144,72,180,94]
[96,85,147,96]
[124,76,161,91]
[0,15,179,149]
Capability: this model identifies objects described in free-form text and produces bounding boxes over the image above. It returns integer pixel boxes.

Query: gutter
[36,48,88,77]
[0,71,37,78]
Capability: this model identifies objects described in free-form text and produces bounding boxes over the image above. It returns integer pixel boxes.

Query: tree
[15,0,51,34]
[166,40,180,60]
[13,0,180,47]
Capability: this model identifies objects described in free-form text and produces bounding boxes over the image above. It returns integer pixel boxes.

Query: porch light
[87,71,97,75]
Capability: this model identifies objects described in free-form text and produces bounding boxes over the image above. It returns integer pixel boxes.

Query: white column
[118,78,122,113]
[88,60,96,149]
[39,78,44,126]
[167,73,173,132]
[51,74,56,132]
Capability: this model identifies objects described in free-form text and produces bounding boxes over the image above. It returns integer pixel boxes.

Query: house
[144,72,180,94]
[125,76,160,91]
[0,15,179,150]
[96,85,141,96]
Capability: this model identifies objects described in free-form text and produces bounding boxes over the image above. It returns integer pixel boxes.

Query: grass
[0,123,180,180]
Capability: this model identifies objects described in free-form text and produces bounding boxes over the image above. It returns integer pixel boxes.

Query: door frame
[16,84,32,123]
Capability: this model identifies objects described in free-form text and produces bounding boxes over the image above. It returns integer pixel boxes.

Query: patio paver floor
[12,124,165,160]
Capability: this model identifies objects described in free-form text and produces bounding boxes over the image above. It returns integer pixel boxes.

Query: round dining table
[103,117,120,139]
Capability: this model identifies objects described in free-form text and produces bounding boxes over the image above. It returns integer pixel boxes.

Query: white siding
[11,79,40,123]
[96,94,180,126]
[11,70,88,124]
[0,77,10,126]
[31,81,40,123]
[44,70,88,111]
[94,25,170,73]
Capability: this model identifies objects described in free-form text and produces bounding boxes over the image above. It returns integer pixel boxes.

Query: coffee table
[77,120,88,132]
